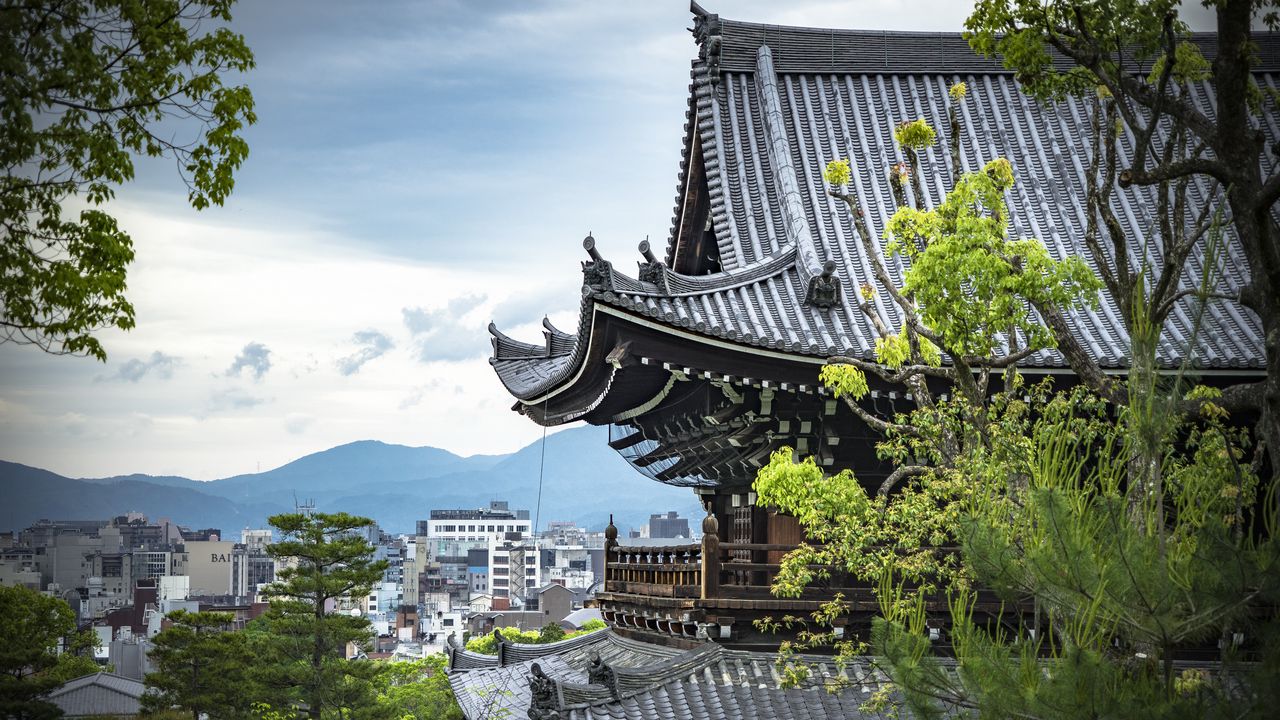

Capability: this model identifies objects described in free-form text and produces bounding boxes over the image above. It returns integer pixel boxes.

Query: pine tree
[142,610,255,719]
[258,512,389,720]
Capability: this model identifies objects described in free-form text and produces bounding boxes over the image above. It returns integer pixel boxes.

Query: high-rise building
[647,512,691,539]
[488,532,539,605]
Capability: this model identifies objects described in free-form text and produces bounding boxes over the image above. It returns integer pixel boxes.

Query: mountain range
[0,426,704,535]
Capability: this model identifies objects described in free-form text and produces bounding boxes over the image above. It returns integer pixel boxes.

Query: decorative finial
[805,260,841,309]
[587,652,619,697]
[638,238,658,264]
[690,2,722,84]
[582,234,613,293]
[528,662,560,717]
[583,234,602,262]
[702,510,718,535]
[605,515,618,541]
[636,237,669,291]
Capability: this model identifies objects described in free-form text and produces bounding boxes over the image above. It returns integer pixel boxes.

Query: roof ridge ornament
[636,238,671,294]
[581,234,614,294]
[527,662,562,718]
[690,1,722,84]
[805,260,842,309]
[586,651,620,699]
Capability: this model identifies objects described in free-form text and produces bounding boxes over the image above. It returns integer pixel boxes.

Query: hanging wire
[519,359,553,631]
[533,389,550,561]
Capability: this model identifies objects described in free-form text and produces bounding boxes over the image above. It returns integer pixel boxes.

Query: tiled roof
[46,672,145,717]
[445,627,681,671]
[490,8,1276,402]
[447,629,893,719]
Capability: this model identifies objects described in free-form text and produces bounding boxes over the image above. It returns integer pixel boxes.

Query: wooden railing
[604,527,961,604]
[605,543,702,597]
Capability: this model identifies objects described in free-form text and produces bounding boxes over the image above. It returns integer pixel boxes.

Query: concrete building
[424,501,530,543]
[466,548,489,596]
[488,533,539,606]
[0,555,40,588]
[647,512,691,539]
[240,528,272,550]
[172,540,247,596]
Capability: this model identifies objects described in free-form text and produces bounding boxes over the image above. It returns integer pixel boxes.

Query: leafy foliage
[367,656,462,720]
[0,0,256,360]
[143,610,256,719]
[753,17,1280,710]
[884,162,1099,358]
[822,158,852,187]
[0,585,99,720]
[875,380,1280,719]
[463,622,606,655]
[964,0,1280,483]
[892,118,937,150]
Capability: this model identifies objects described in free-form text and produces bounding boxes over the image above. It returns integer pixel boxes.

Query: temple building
[459,4,1274,717]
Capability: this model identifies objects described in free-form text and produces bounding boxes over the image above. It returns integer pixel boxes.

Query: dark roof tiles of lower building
[447,629,893,720]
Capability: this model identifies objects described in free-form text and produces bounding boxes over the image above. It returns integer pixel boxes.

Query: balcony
[597,527,1011,649]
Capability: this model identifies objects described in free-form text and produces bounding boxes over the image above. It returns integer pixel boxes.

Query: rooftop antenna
[293,492,315,516]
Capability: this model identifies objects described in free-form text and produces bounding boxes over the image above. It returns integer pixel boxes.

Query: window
[468,525,476,532]
[487,525,495,532]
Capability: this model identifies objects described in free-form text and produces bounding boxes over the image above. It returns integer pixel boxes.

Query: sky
[0,1,1221,481]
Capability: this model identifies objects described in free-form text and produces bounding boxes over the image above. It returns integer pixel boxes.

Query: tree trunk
[1214,0,1280,482]
[311,588,324,720]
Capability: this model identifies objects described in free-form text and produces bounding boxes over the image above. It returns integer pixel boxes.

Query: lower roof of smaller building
[446,629,894,719]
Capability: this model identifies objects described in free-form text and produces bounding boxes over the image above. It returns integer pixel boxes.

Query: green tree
[142,609,255,720]
[462,622,606,655]
[964,0,1280,477]
[756,81,1099,603]
[0,0,255,360]
[752,22,1280,712]
[537,622,565,643]
[259,512,388,720]
[872,344,1280,718]
[367,656,462,720]
[0,585,99,720]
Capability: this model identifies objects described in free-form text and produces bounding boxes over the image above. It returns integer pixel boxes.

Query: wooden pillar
[604,514,617,593]
[700,511,719,600]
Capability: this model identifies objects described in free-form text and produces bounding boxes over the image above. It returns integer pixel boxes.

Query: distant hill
[0,426,701,534]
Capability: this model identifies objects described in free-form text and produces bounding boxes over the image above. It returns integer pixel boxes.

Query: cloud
[490,286,579,330]
[401,294,488,362]
[398,386,427,410]
[336,329,394,376]
[399,380,466,410]
[225,342,272,381]
[60,412,89,436]
[208,388,268,413]
[284,413,315,434]
[99,351,181,383]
